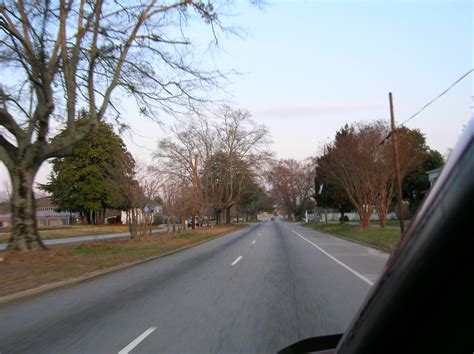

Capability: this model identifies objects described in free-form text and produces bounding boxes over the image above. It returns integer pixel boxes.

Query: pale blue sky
[221,0,472,156]
[122,0,472,162]
[1,0,472,192]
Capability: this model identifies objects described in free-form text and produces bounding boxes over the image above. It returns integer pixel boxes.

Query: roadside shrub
[339,215,349,223]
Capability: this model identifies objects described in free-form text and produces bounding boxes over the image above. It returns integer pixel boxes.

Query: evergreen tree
[403,148,444,215]
[41,114,136,224]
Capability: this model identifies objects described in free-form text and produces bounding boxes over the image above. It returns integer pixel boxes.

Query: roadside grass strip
[306,222,401,253]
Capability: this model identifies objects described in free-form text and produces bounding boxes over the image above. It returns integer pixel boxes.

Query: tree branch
[0,107,26,142]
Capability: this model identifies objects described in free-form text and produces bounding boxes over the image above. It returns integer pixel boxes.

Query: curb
[0,228,241,307]
[301,223,391,254]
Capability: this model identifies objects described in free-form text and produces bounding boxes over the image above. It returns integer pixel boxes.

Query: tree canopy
[40,116,136,224]
[314,169,353,221]
[402,147,444,214]
[154,108,271,225]
[267,159,315,221]
[317,122,425,228]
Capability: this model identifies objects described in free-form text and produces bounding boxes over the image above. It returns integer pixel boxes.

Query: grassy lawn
[0,224,163,244]
[0,225,242,298]
[369,220,411,227]
[307,222,401,253]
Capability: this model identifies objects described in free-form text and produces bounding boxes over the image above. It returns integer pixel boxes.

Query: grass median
[306,222,401,253]
[0,225,244,298]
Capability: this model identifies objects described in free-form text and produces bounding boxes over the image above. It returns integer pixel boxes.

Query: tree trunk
[377,206,387,228]
[101,208,106,225]
[215,210,222,225]
[360,213,369,228]
[375,194,388,228]
[357,205,372,229]
[128,209,139,238]
[148,215,153,236]
[225,206,232,224]
[8,167,47,251]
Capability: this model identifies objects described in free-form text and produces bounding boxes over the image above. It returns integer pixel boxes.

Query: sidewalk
[0,227,167,251]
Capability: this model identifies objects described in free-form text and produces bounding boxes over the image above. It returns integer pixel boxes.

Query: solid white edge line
[231,256,243,266]
[292,230,374,286]
[118,327,157,354]
[252,240,256,245]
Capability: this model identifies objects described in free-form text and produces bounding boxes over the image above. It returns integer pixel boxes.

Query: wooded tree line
[40,116,444,237]
[264,121,444,227]
[37,107,274,238]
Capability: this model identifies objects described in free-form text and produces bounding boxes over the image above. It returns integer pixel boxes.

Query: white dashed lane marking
[118,327,157,354]
[231,256,243,266]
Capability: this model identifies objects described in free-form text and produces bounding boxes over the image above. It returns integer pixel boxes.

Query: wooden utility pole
[389,92,405,233]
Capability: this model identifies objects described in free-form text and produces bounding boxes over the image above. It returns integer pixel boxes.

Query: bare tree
[159,176,191,234]
[374,126,425,227]
[318,122,424,228]
[210,108,271,224]
[154,108,271,225]
[318,124,380,228]
[123,179,145,239]
[267,159,315,221]
[139,170,161,236]
[154,117,214,228]
[0,1,232,250]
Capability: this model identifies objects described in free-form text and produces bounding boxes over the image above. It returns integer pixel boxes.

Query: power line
[399,68,473,127]
[374,69,473,149]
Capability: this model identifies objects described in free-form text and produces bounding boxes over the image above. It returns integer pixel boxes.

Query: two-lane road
[0,220,389,353]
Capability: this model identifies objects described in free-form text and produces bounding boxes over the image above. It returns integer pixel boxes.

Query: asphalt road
[0,219,389,353]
